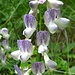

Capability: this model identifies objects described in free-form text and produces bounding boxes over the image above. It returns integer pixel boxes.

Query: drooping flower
[43,53,57,69]
[23,14,37,38]
[36,31,50,53]
[14,65,31,75]
[11,40,33,62]
[0,28,10,40]
[44,8,70,34]
[47,0,64,9]
[32,62,45,75]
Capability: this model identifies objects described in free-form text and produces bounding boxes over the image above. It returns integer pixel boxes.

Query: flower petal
[11,50,20,60]
[48,0,64,9]
[47,22,58,34]
[32,62,45,74]
[17,40,33,53]
[38,45,48,53]
[54,18,70,29]
[24,14,37,28]
[18,52,32,62]
[23,27,35,38]
[24,69,31,75]
[36,31,50,46]
[1,40,11,50]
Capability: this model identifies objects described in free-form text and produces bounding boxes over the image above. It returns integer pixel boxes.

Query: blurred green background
[0,0,75,75]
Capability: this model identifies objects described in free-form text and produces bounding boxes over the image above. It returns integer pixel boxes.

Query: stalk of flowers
[0,28,10,65]
[11,0,70,75]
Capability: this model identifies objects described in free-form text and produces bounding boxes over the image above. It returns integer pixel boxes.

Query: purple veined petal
[36,31,50,46]
[38,0,46,4]
[11,50,20,60]
[29,9,38,16]
[32,62,45,74]
[47,59,57,69]
[24,14,37,28]
[17,40,23,52]
[29,1,38,9]
[14,65,24,75]
[17,40,33,53]
[44,9,59,26]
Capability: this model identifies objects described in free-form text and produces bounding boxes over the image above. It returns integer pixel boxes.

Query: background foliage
[0,0,75,75]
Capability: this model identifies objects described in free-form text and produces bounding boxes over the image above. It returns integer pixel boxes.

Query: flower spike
[32,62,45,75]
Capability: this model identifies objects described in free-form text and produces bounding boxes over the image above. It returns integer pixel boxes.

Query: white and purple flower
[0,28,10,40]
[36,31,50,53]
[43,53,57,69]
[11,40,33,62]
[23,14,37,39]
[44,8,70,34]
[32,62,45,75]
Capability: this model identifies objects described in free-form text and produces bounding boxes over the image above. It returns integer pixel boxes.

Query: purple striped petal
[17,40,33,53]
[24,14,36,28]
[44,9,60,25]
[36,31,50,46]
[32,62,45,74]
[14,65,24,75]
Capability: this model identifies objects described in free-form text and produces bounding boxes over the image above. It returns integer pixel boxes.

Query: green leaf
[62,43,75,53]
[69,66,75,74]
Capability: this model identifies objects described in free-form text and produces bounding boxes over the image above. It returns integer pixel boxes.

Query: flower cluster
[0,28,10,65]
[11,0,70,75]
